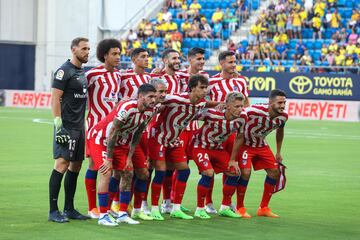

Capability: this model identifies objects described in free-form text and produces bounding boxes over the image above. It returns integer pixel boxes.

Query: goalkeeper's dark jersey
[52,60,87,130]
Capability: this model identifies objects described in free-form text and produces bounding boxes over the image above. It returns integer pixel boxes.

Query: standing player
[236,89,288,218]
[190,92,247,219]
[150,49,182,214]
[48,37,90,223]
[207,50,250,212]
[84,39,121,219]
[148,74,218,220]
[109,47,152,217]
[88,84,158,226]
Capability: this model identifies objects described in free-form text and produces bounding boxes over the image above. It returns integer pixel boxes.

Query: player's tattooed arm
[275,127,284,162]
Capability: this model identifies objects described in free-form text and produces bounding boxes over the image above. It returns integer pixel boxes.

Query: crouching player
[236,89,288,218]
[88,84,157,226]
[190,92,247,219]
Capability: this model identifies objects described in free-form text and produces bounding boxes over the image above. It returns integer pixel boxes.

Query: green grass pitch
[0,107,359,240]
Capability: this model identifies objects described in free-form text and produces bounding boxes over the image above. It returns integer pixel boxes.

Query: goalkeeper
[48,37,90,223]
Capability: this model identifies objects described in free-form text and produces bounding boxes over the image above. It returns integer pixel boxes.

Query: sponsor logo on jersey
[55,70,64,80]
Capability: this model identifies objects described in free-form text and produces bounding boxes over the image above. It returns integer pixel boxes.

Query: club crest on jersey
[242,159,247,166]
[119,110,127,119]
[159,151,164,157]
[234,86,239,91]
[55,70,64,80]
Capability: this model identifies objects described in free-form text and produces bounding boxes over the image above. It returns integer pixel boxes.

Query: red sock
[85,178,97,210]
[205,177,214,205]
[260,176,276,208]
[173,180,187,204]
[170,170,178,201]
[163,173,173,200]
[120,202,128,212]
[134,190,145,209]
[222,184,236,206]
[151,182,162,206]
[113,190,119,202]
[236,185,248,208]
[108,191,116,208]
[197,184,209,208]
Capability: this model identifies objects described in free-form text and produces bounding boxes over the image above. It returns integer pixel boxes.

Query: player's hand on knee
[99,158,113,174]
[54,117,70,144]
[228,160,240,176]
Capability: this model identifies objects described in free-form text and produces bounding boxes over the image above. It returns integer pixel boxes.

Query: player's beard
[77,55,88,64]
[169,62,180,71]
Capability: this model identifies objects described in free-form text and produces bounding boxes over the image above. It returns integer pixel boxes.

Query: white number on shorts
[68,139,76,151]
[242,150,248,159]
[197,153,209,162]
[101,151,107,161]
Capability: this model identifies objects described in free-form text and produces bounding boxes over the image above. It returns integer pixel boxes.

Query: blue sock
[224,176,239,186]
[153,170,165,184]
[177,169,190,183]
[198,175,212,188]
[108,176,120,194]
[85,169,97,180]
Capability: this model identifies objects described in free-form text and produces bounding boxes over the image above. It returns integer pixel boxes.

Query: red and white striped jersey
[244,104,288,147]
[89,100,155,146]
[193,109,247,149]
[150,93,207,147]
[208,73,249,102]
[85,65,121,136]
[176,69,209,93]
[176,69,209,131]
[120,69,151,99]
[150,71,181,94]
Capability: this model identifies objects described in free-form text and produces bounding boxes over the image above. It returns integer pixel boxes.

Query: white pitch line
[32,118,53,125]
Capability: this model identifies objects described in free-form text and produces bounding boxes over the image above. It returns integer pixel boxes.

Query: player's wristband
[106,157,113,162]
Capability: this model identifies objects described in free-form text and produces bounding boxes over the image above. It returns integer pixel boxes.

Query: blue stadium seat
[344,9,353,19]
[313,50,322,61]
[220,2,229,9]
[154,37,163,46]
[305,40,314,49]
[345,1,353,8]
[287,49,296,60]
[204,9,213,20]
[182,48,189,56]
[337,0,346,6]
[281,60,288,66]
[205,48,212,59]
[240,59,246,65]
[254,59,261,65]
[324,30,333,39]
[324,39,332,45]
[190,38,199,48]
[241,40,249,48]
[314,39,324,50]
[198,38,207,48]
[289,39,297,49]
[183,38,191,48]
[213,38,221,49]
[223,29,230,40]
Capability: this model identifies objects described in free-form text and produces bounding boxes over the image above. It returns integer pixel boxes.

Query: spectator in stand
[299,6,308,28]
[332,30,342,43]
[275,40,288,60]
[286,12,293,39]
[235,0,249,21]
[267,15,277,39]
[227,39,236,52]
[328,40,339,52]
[292,9,302,39]
[177,1,188,19]
[236,42,247,61]
[189,0,202,13]
[334,50,345,71]
[168,19,178,32]
[349,9,360,28]
[312,13,322,39]
[137,28,145,41]
[301,49,313,66]
[339,28,348,44]
[147,38,158,57]
[132,39,141,49]
[326,50,335,67]
[348,28,359,45]
[249,20,261,45]
[289,61,299,72]
[154,22,162,37]
[181,19,192,37]
[171,29,183,43]
[274,61,285,72]
[200,18,213,39]
[188,20,200,38]
[321,43,328,61]
[259,40,271,60]
[167,0,182,8]
[257,60,270,72]
[295,39,306,60]
[213,20,223,38]
[279,31,289,44]
[144,20,154,39]
[276,9,287,33]
[299,58,310,72]
[324,10,332,28]
[127,29,138,42]
[120,39,128,56]
[304,0,313,12]
[172,38,181,53]
[160,20,170,35]
[224,8,238,32]
[314,0,326,18]
[269,41,277,60]
[162,7,173,22]
[327,0,337,8]
[163,39,172,49]
[330,8,341,29]
[346,42,357,56]
[211,8,224,23]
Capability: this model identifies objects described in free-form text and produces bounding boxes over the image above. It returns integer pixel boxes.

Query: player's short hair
[96,38,121,63]
[226,92,245,104]
[138,83,157,96]
[269,89,287,99]
[188,47,205,58]
[149,78,167,88]
[218,51,235,62]
[161,48,179,60]
[130,48,148,59]
[188,74,208,92]
[71,37,89,49]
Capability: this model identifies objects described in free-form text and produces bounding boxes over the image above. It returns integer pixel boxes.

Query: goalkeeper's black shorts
[53,127,85,162]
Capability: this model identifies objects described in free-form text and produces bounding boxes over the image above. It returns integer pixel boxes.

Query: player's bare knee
[174,162,188,170]
[112,170,121,180]
[69,161,82,172]
[266,168,280,179]
[202,169,214,177]
[54,158,70,173]
[153,160,166,171]
[240,168,251,180]
[135,168,149,180]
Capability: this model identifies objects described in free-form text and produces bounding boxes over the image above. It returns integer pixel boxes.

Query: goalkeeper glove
[54,117,70,144]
